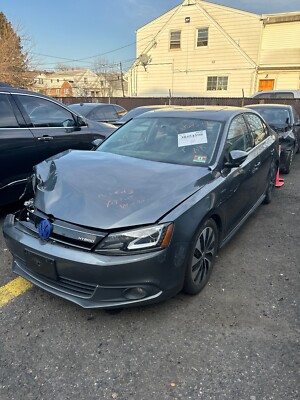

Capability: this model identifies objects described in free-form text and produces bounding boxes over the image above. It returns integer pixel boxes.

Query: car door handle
[38,136,54,141]
[252,161,261,173]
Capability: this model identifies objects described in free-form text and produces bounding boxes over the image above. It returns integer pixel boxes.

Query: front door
[219,115,262,235]
[258,79,274,91]
[0,93,38,205]
[14,94,96,165]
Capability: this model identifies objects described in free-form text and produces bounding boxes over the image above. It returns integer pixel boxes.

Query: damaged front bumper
[3,212,185,309]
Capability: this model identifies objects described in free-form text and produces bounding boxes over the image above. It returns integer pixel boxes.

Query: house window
[64,88,69,95]
[197,28,208,47]
[56,89,60,95]
[170,31,181,49]
[84,77,88,83]
[207,76,228,91]
[38,78,44,84]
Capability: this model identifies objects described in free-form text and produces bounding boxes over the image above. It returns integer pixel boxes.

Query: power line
[30,33,156,65]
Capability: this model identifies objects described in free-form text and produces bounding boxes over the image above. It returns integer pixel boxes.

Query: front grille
[16,208,107,251]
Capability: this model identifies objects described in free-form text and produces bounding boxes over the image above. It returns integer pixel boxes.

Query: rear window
[274,92,294,99]
[0,94,19,128]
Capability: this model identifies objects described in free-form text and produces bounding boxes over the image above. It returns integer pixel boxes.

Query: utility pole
[120,62,125,97]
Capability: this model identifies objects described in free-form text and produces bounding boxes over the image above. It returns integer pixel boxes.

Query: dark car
[251,90,300,99]
[3,106,279,309]
[0,86,115,206]
[114,105,173,127]
[246,104,300,173]
[69,103,127,124]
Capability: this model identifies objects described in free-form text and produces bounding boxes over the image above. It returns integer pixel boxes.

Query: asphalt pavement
[0,156,299,400]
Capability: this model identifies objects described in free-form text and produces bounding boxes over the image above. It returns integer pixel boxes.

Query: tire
[183,218,219,295]
[281,149,294,174]
[296,139,300,154]
[263,160,277,204]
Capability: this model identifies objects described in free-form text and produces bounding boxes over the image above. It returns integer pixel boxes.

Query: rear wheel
[263,160,277,204]
[183,219,219,295]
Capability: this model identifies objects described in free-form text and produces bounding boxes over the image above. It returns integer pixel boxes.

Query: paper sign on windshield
[178,130,208,147]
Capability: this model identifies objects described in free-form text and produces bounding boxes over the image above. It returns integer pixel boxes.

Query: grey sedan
[3,106,279,309]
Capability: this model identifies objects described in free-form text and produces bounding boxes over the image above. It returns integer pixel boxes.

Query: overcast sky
[1,0,299,71]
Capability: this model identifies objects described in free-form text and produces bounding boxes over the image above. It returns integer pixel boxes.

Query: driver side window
[226,115,254,154]
[244,113,267,145]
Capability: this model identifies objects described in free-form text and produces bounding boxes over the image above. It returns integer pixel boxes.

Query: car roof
[134,105,256,121]
[69,103,119,108]
[0,82,13,87]
[251,89,300,98]
[0,85,52,97]
[246,104,292,109]
[132,105,171,110]
[0,85,82,111]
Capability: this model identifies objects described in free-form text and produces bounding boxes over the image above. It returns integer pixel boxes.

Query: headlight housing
[96,223,173,255]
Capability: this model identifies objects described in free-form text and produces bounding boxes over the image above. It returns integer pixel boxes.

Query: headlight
[282,130,294,139]
[96,223,173,255]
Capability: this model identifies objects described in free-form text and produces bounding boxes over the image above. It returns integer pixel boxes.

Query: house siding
[257,20,300,90]
[129,0,300,97]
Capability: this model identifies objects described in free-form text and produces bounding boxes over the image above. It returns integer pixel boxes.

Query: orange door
[258,79,274,91]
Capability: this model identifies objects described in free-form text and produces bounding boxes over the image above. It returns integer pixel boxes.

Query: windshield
[252,107,291,127]
[98,117,223,166]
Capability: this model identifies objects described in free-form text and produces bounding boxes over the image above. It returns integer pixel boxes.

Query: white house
[128,0,300,97]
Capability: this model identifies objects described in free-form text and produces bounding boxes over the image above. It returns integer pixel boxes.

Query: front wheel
[281,149,294,174]
[295,138,300,154]
[183,219,219,295]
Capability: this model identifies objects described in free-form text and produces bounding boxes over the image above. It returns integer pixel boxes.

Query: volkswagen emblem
[38,219,52,240]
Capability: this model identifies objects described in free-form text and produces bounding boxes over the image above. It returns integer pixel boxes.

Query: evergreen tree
[0,12,32,88]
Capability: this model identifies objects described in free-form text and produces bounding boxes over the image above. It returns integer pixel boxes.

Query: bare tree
[92,58,120,96]
[0,12,32,88]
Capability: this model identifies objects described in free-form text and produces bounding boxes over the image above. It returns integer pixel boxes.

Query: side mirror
[224,150,248,168]
[74,115,87,130]
[92,138,103,149]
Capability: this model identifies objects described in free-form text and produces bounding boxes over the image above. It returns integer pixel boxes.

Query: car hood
[34,150,211,230]
[86,118,116,137]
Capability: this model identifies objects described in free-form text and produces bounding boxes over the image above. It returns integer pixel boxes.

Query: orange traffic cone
[275,168,284,187]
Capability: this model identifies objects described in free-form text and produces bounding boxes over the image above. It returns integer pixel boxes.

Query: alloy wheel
[183,219,218,295]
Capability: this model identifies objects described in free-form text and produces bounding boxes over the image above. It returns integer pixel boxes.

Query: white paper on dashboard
[178,130,208,147]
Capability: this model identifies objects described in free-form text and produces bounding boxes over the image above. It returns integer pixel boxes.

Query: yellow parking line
[0,277,33,307]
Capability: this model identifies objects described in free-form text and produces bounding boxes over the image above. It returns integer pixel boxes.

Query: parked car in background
[246,104,300,173]
[113,105,173,126]
[251,89,300,99]
[3,106,279,309]
[69,103,127,124]
[0,86,115,206]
